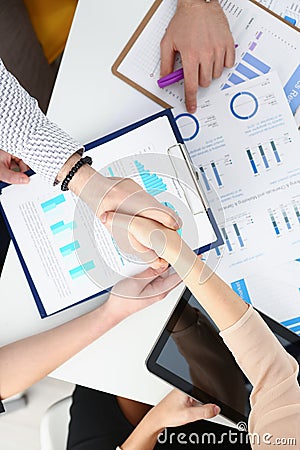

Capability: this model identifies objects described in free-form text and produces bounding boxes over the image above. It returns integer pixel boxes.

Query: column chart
[41,194,66,213]
[50,220,77,235]
[69,261,95,280]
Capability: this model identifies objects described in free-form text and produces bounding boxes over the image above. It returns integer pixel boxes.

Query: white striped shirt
[0,59,83,185]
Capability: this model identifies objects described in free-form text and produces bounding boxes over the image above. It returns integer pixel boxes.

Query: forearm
[120,409,163,450]
[163,234,248,331]
[0,302,120,399]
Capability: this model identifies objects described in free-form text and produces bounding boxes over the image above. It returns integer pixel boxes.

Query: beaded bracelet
[61,156,93,191]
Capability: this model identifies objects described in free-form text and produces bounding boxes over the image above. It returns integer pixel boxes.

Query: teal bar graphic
[134,160,167,196]
[60,240,80,257]
[50,220,77,235]
[41,194,65,212]
[108,167,114,177]
[69,260,95,279]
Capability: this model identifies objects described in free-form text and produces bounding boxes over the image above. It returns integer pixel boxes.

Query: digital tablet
[146,288,300,425]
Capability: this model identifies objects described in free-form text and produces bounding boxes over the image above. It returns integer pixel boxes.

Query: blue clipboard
[0,108,223,317]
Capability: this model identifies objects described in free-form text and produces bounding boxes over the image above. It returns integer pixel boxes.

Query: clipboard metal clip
[167,143,209,215]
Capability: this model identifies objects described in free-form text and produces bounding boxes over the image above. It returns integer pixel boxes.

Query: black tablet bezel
[146,288,300,425]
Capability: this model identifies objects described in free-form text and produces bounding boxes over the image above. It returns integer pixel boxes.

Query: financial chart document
[174,72,300,336]
[117,0,300,124]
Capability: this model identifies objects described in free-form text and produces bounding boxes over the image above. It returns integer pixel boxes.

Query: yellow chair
[23,0,78,64]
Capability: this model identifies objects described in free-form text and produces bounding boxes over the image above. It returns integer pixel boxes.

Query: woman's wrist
[120,408,164,450]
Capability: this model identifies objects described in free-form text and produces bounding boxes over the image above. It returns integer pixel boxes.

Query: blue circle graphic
[175,113,200,141]
[230,91,259,120]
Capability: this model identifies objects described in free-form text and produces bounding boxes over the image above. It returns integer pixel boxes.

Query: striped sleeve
[0,59,83,185]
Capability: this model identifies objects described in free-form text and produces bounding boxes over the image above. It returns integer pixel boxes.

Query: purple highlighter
[157,68,184,88]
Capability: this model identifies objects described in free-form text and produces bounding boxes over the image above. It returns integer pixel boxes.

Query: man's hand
[0,149,30,184]
[160,0,235,113]
[105,266,181,322]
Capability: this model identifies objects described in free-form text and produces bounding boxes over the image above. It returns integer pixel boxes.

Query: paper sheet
[174,72,300,334]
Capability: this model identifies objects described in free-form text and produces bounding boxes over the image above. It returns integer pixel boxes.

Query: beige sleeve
[220,306,300,449]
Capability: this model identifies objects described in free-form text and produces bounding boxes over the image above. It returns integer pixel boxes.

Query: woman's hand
[151,389,220,429]
[100,212,183,266]
[105,266,181,322]
[62,154,182,269]
[120,389,220,450]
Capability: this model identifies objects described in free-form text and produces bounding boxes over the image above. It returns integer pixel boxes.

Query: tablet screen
[147,289,300,424]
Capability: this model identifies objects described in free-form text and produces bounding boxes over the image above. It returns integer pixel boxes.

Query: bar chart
[50,220,77,235]
[69,260,95,280]
[268,204,297,236]
[222,29,271,91]
[199,166,211,191]
[221,227,233,252]
[198,160,226,191]
[134,160,167,196]
[293,201,300,224]
[220,214,254,254]
[246,149,258,175]
[211,162,222,187]
[60,240,80,257]
[245,139,283,175]
[233,223,245,248]
[269,210,281,236]
[41,194,66,213]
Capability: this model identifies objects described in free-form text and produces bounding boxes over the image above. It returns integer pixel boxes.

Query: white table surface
[0,0,231,426]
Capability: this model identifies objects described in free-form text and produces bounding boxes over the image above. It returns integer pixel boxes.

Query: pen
[157,68,184,88]
[157,44,239,89]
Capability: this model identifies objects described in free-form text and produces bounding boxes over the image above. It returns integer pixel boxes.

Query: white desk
[0,0,230,426]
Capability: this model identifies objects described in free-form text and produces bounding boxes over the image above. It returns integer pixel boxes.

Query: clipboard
[0,109,223,318]
[112,0,299,109]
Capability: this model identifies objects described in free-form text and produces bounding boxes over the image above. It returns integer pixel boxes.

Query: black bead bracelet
[61,156,93,191]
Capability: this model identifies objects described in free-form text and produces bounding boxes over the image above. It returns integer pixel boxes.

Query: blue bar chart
[222,32,271,91]
[258,145,269,169]
[108,167,114,177]
[211,162,222,187]
[293,203,300,224]
[50,220,77,235]
[270,140,281,163]
[233,223,245,248]
[269,212,280,236]
[199,166,210,191]
[215,246,221,257]
[281,208,292,230]
[134,160,167,196]
[246,149,258,174]
[221,228,233,252]
[69,260,95,280]
[242,52,270,75]
[60,240,80,257]
[41,194,65,213]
